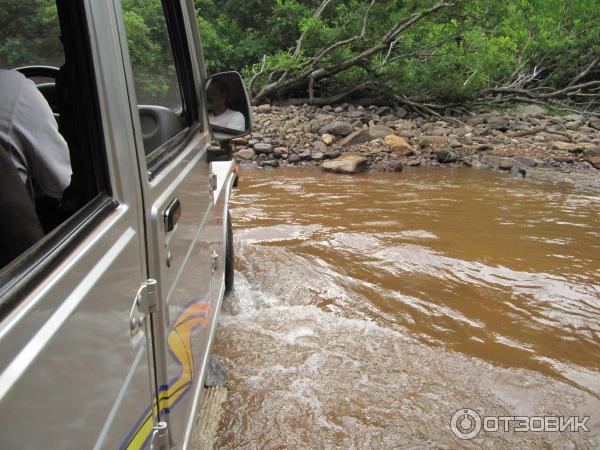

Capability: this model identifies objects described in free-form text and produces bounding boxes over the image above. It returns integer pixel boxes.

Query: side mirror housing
[205,71,252,142]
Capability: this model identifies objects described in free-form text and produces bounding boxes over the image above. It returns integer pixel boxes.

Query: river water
[213,167,600,449]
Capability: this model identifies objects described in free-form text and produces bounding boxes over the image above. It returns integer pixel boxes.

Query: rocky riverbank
[232,103,600,190]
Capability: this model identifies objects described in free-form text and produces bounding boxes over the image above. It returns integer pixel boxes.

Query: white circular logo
[450,408,482,440]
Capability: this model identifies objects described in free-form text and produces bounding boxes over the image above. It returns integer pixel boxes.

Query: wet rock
[254,143,273,154]
[435,149,458,163]
[288,154,301,163]
[321,154,368,174]
[321,134,334,145]
[320,121,354,137]
[384,159,403,172]
[235,149,255,160]
[511,164,527,177]
[498,158,514,170]
[384,134,413,155]
[259,159,279,168]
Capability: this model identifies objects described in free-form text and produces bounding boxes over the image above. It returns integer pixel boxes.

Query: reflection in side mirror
[205,71,252,142]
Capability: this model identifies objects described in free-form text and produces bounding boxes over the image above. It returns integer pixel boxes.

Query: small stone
[313,140,328,153]
[311,152,324,161]
[384,134,412,154]
[322,134,334,145]
[288,154,301,163]
[257,104,271,113]
[449,138,462,148]
[420,135,449,147]
[320,121,354,137]
[334,106,343,113]
[253,143,273,154]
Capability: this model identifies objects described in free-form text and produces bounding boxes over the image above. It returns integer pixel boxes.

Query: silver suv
[0,1,250,448]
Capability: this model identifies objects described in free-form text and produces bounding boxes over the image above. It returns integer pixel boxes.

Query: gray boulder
[254,143,273,154]
[320,121,354,137]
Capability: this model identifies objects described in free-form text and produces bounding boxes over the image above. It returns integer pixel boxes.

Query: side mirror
[205,71,252,142]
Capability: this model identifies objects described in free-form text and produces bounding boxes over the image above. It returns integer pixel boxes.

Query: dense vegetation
[196,0,599,111]
[1,0,598,112]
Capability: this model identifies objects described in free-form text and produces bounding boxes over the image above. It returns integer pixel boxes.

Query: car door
[0,2,157,449]
[117,0,216,446]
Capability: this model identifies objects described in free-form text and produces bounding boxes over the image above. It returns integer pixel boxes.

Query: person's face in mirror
[206,82,228,116]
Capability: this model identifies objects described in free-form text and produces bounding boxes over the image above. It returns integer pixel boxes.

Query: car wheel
[224,210,234,293]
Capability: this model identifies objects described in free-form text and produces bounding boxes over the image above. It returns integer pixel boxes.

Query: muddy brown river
[213,167,600,449]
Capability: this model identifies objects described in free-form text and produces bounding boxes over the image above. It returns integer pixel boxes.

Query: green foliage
[196,0,599,103]
[0,0,63,68]
[1,0,597,106]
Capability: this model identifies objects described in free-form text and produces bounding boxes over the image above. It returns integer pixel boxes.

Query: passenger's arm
[12,78,72,199]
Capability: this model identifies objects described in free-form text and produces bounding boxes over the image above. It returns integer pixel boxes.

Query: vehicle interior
[0,0,192,272]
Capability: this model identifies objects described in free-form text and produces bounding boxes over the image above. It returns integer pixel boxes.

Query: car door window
[121,0,190,156]
[0,0,106,272]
